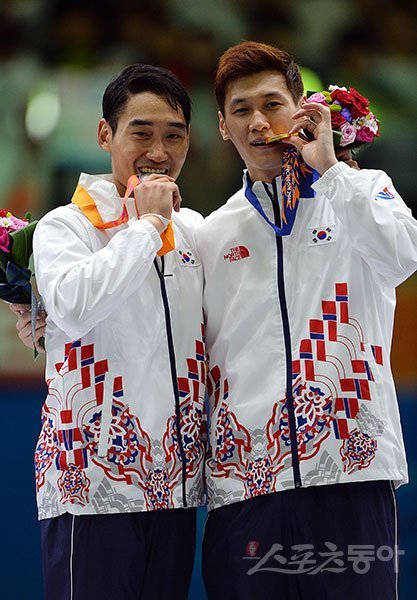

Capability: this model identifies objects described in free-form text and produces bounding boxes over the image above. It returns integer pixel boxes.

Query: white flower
[328,85,347,92]
[352,113,379,134]
[0,217,12,228]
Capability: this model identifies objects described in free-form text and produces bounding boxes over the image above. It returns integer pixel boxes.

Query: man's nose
[146,140,169,162]
[250,110,270,131]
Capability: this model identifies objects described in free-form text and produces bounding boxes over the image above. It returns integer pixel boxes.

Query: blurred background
[0,0,416,598]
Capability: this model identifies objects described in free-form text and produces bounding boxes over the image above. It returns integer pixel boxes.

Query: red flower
[331,112,347,129]
[356,126,376,143]
[348,87,370,108]
[330,88,369,118]
[0,228,11,252]
[0,209,9,217]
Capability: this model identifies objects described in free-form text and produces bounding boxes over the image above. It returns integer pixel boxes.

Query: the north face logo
[224,245,250,262]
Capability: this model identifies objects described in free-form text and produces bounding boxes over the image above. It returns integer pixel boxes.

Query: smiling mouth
[137,167,169,176]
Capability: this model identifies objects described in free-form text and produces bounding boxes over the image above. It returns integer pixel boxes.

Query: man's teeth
[139,168,168,174]
[252,140,267,146]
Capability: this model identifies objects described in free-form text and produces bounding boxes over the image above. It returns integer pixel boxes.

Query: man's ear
[97,119,112,152]
[185,123,191,151]
[218,110,229,141]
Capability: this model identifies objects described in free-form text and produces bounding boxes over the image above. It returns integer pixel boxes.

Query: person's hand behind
[9,303,46,352]
[335,147,360,170]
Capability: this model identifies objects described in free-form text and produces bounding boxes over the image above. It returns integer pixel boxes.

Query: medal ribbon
[72,174,175,256]
[244,146,319,236]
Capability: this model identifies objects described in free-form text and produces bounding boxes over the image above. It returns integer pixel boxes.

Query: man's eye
[133,131,149,138]
[266,102,281,109]
[167,134,182,140]
[232,107,248,115]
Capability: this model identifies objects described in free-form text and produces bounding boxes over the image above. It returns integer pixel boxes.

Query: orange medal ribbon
[71,174,175,256]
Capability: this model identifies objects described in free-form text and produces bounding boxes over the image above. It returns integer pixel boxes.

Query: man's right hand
[9,303,46,352]
[133,174,181,233]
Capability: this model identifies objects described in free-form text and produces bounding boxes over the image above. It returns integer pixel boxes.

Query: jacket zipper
[265,181,302,488]
[154,256,188,507]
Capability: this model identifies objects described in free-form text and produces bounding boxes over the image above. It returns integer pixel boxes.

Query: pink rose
[0,227,10,252]
[340,123,357,147]
[356,126,375,143]
[8,216,28,230]
[306,92,328,106]
[365,112,380,134]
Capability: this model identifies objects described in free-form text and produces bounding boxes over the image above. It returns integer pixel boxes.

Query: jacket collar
[77,173,138,221]
[242,169,300,237]
[243,170,282,206]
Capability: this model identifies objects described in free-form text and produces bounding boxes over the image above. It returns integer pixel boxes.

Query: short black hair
[215,41,303,115]
[102,64,191,133]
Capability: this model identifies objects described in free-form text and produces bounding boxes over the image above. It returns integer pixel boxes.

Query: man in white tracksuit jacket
[31,64,206,600]
[198,41,417,599]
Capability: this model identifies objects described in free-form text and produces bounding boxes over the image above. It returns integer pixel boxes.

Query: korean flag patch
[177,248,200,266]
[308,225,335,246]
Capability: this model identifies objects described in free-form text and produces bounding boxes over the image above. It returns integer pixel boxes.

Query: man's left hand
[9,303,46,352]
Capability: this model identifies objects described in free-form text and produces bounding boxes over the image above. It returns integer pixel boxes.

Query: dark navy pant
[40,508,196,600]
[203,481,399,599]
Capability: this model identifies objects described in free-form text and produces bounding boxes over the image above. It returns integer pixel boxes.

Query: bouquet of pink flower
[0,209,38,303]
[306,85,380,154]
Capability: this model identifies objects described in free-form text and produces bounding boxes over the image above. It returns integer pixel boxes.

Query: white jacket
[33,173,206,519]
[197,162,417,511]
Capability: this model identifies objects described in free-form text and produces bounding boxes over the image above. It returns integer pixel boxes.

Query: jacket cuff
[129,218,163,251]
[311,161,350,193]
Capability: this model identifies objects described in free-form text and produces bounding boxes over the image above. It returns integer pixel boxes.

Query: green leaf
[349,142,367,156]
[9,220,38,268]
[0,249,9,278]
[332,130,343,147]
